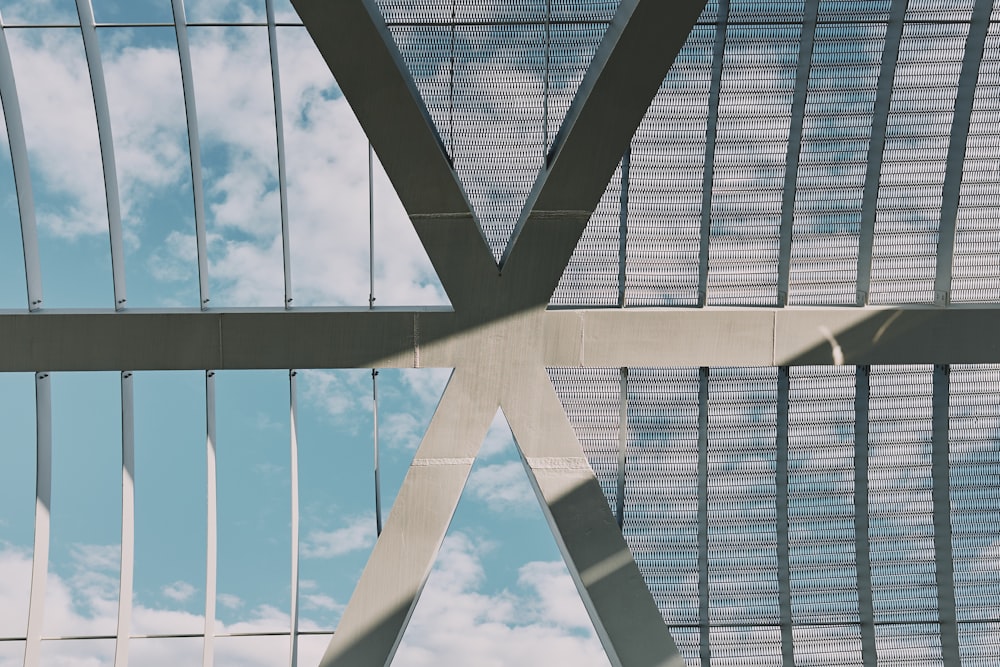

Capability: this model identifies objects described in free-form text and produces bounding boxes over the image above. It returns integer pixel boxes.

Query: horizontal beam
[2,306,1000,371]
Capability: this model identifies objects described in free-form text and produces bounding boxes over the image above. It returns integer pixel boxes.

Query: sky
[0,0,616,665]
[3,0,1000,666]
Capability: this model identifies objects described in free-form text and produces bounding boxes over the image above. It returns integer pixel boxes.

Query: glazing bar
[75,0,126,310]
[698,1,728,307]
[615,367,627,528]
[203,371,217,667]
[289,371,300,667]
[932,365,960,666]
[777,0,819,306]
[23,374,51,667]
[114,372,135,667]
[856,0,908,305]
[775,368,793,665]
[934,0,993,306]
[171,0,211,307]
[697,367,710,665]
[0,14,43,310]
[266,0,293,308]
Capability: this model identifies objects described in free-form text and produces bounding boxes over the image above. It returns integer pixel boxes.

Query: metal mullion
[289,371,300,667]
[114,372,135,667]
[934,0,993,307]
[266,0,293,309]
[699,1,729,307]
[23,373,51,667]
[776,367,793,666]
[171,0,211,308]
[615,366,627,528]
[75,0,127,310]
[203,371,217,667]
[777,0,819,306]
[697,367,710,666]
[854,366,876,667]
[932,365,960,667]
[617,146,630,308]
[0,15,43,310]
[856,0,909,306]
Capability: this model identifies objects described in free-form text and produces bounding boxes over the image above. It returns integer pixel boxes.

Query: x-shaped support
[290,1,706,665]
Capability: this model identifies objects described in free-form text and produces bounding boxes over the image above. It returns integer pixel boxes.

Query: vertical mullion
[617,146,630,308]
[932,365,959,667]
[775,368,793,665]
[114,372,135,667]
[0,15,43,310]
[171,0,211,308]
[934,0,993,306]
[698,1,728,307]
[373,370,382,536]
[266,0,293,309]
[777,0,819,306]
[854,366,876,667]
[856,0,909,305]
[203,371,217,667]
[289,371,300,667]
[697,367,710,665]
[615,366,627,528]
[23,373,51,667]
[75,0,126,310]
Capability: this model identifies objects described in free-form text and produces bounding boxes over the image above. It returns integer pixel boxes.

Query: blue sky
[0,0,613,665]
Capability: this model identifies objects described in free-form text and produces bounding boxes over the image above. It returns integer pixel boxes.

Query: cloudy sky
[0,0,615,665]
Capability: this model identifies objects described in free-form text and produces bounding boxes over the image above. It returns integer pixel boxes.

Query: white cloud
[467,461,536,512]
[161,581,197,603]
[217,593,243,610]
[478,411,517,460]
[301,515,376,559]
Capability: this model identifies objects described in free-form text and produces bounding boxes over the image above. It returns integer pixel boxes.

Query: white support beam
[203,371,217,667]
[23,373,51,667]
[114,372,135,667]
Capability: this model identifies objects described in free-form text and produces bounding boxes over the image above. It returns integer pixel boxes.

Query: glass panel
[0,373,35,638]
[100,27,200,308]
[39,638,114,665]
[297,634,334,666]
[296,369,373,632]
[131,637,203,667]
[214,635,289,667]
[91,0,173,24]
[274,25,367,308]
[132,372,206,636]
[0,105,27,309]
[185,0,265,23]
[272,0,300,23]
[45,372,121,638]
[189,26,283,306]
[708,25,799,305]
[0,642,24,666]
[7,28,113,308]
[215,371,290,633]
[0,1,78,25]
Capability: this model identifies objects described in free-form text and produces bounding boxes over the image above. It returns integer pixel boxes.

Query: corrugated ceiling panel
[790,24,883,305]
[624,24,713,307]
[870,20,969,304]
[817,0,891,22]
[787,367,860,633]
[948,365,1000,647]
[729,0,804,22]
[868,365,943,664]
[707,368,780,630]
[708,26,798,305]
[548,367,620,513]
[710,626,782,667]
[625,368,701,639]
[953,25,1000,303]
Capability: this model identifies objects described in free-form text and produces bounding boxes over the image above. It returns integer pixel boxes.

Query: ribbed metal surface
[948,365,1000,652]
[787,367,861,657]
[707,25,798,305]
[547,367,620,513]
[952,25,1000,304]
[870,20,969,305]
[623,25,714,307]
[624,368,701,635]
[789,24,883,305]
